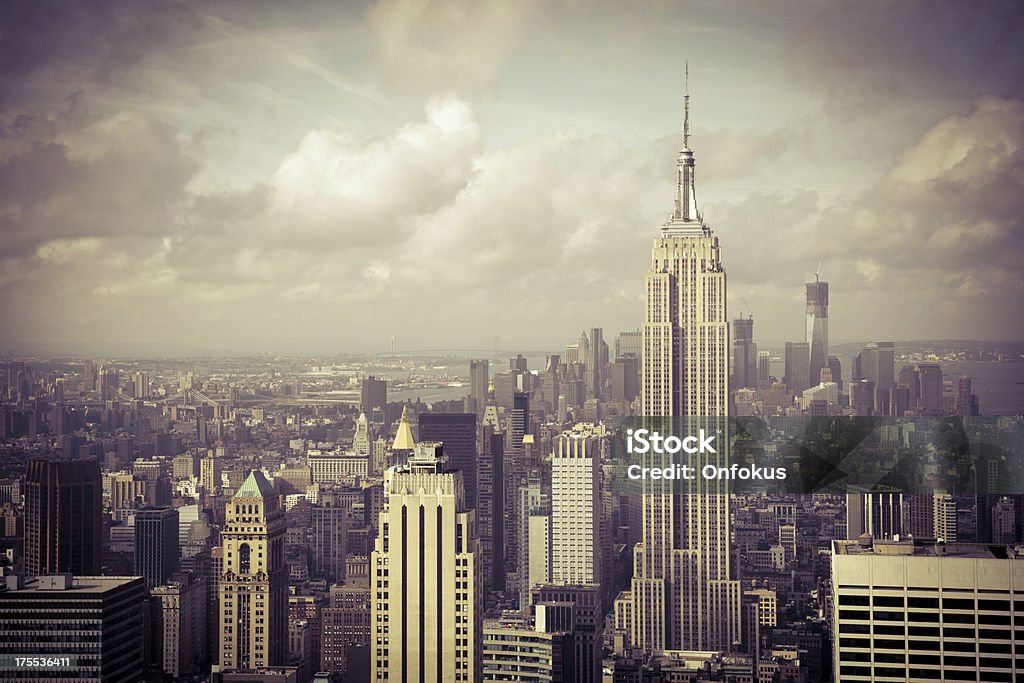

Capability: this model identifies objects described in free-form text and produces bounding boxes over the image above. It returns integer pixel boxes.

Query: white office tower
[371,442,483,682]
[933,491,958,542]
[352,411,370,457]
[618,67,741,653]
[832,538,1024,682]
[550,422,603,587]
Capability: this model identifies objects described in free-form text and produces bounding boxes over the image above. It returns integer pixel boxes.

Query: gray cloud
[0,1,1021,353]
[0,1,200,106]
[785,0,1024,116]
[718,96,1024,341]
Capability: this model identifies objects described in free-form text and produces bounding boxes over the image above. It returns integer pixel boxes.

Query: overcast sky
[1,0,1022,355]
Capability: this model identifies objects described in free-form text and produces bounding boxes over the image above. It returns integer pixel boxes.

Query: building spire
[392,404,416,451]
[672,62,700,224]
[683,61,690,150]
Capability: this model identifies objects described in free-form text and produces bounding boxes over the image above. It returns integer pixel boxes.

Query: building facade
[0,574,148,682]
[152,573,208,678]
[550,423,602,587]
[832,538,1024,682]
[218,471,288,670]
[24,458,102,577]
[134,506,180,587]
[619,70,741,653]
[371,442,483,682]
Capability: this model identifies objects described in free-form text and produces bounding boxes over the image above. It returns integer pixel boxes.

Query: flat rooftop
[0,575,142,595]
[833,539,1024,560]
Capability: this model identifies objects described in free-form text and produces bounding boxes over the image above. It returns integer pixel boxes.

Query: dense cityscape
[2,0,1024,680]
[1,67,1024,682]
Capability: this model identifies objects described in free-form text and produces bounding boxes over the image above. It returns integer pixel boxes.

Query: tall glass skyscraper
[806,278,829,387]
[618,68,741,652]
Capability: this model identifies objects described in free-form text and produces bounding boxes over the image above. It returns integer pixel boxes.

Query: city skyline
[1,5,1024,680]
[1,1,1023,355]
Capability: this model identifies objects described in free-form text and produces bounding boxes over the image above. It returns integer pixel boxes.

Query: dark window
[976,672,1011,683]
[874,667,907,678]
[874,610,904,621]
[239,543,251,574]
[981,628,1012,639]
[942,598,974,610]
[908,626,939,637]
[980,642,1013,654]
[874,652,905,664]
[874,624,904,636]
[839,666,871,677]
[980,613,1011,625]
[839,638,870,648]
[908,611,940,622]
[980,656,1012,669]
[944,655,977,667]
[873,639,905,650]
[944,612,976,624]
[874,595,905,607]
[840,651,870,662]
[908,597,939,609]
[839,595,870,606]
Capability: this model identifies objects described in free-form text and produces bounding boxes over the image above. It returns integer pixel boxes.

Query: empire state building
[616,68,741,653]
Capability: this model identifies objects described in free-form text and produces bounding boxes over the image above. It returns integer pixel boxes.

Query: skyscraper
[134,506,180,587]
[479,398,505,598]
[310,490,349,582]
[757,350,771,388]
[805,278,829,387]
[619,69,741,652]
[846,492,904,540]
[550,423,602,587]
[0,575,148,681]
[731,316,757,390]
[470,359,489,408]
[218,470,288,670]
[615,330,642,360]
[827,354,843,393]
[419,412,478,510]
[586,327,607,399]
[152,573,208,678]
[133,371,150,399]
[784,341,811,395]
[916,363,943,413]
[955,376,980,416]
[24,458,102,577]
[371,442,482,682]
[505,391,529,581]
[832,538,1024,682]
[352,411,370,457]
[360,375,387,425]
[854,342,895,413]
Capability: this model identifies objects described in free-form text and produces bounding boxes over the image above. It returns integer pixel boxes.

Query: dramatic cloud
[718,96,1024,341]
[0,1,1021,354]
